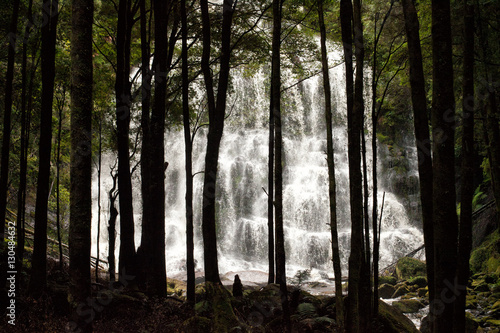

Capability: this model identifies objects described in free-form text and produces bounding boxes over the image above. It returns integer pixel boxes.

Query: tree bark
[116,0,136,279]
[271,0,290,331]
[0,0,20,240]
[29,0,59,297]
[431,0,458,329]
[200,0,237,284]
[454,2,474,332]
[401,0,435,307]
[16,0,34,278]
[138,0,152,289]
[181,0,196,305]
[144,0,169,296]
[318,0,343,328]
[68,0,93,331]
[108,170,119,282]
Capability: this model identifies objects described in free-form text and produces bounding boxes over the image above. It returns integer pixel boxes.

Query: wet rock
[378,300,420,333]
[395,257,427,280]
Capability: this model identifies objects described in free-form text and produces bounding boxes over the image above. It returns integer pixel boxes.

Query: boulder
[392,299,425,313]
[378,300,420,333]
[392,285,410,298]
[395,257,427,280]
[379,284,396,299]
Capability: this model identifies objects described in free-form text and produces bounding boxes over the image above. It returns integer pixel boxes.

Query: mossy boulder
[205,282,243,332]
[377,300,420,333]
[379,284,396,299]
[395,257,427,280]
[296,303,317,319]
[407,276,427,288]
[392,299,425,313]
[392,285,410,298]
[379,275,398,286]
[470,229,500,274]
[417,288,428,298]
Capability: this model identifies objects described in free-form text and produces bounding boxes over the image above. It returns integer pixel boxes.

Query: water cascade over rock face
[92,49,424,280]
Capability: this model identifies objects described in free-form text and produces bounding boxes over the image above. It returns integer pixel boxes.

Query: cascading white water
[91,47,424,281]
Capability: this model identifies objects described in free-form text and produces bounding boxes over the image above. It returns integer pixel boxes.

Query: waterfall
[91,47,424,281]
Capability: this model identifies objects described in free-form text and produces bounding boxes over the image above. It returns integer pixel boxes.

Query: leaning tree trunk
[454,2,475,332]
[401,0,435,306]
[29,0,59,297]
[431,0,458,329]
[115,0,136,279]
[68,0,93,332]
[318,0,343,328]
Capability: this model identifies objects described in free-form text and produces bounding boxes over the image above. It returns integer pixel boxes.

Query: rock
[379,275,398,286]
[392,285,410,298]
[392,299,425,313]
[474,281,490,292]
[421,313,480,333]
[407,276,427,288]
[232,274,243,297]
[379,284,396,299]
[395,257,427,280]
[296,303,317,319]
[378,300,420,333]
[417,288,428,297]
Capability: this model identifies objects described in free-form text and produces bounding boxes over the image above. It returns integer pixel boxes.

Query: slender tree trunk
[476,4,500,226]
[454,2,474,332]
[271,0,290,331]
[16,0,34,278]
[318,0,343,328]
[138,0,152,288]
[96,116,102,281]
[200,0,236,284]
[29,0,59,297]
[56,95,64,269]
[401,0,435,308]
[181,0,196,305]
[372,15,379,316]
[108,170,119,282]
[431,0,458,329]
[68,0,93,331]
[268,84,275,285]
[116,0,136,278]
[0,0,20,240]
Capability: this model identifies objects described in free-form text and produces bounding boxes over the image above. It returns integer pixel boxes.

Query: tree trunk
[16,0,34,278]
[144,0,169,296]
[271,0,290,331]
[477,2,500,226]
[108,170,119,282]
[431,0,458,329]
[68,0,93,331]
[138,0,152,289]
[29,0,59,297]
[0,0,20,240]
[116,0,136,279]
[56,94,64,269]
[454,2,474,332]
[401,0,435,307]
[181,0,196,305]
[318,0,343,328]
[200,0,236,284]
